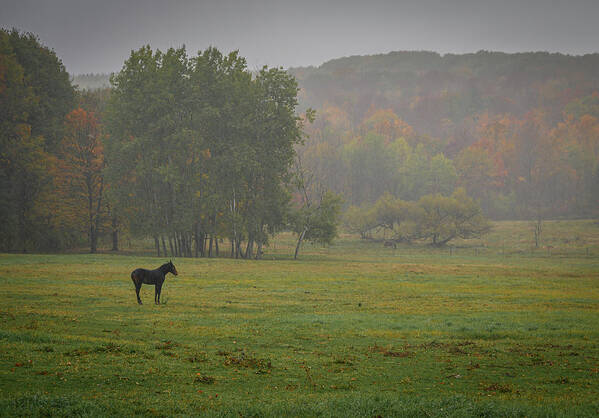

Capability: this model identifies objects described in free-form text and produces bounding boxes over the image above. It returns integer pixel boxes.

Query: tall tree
[106,45,304,258]
[0,29,75,252]
[56,108,106,253]
[6,29,75,151]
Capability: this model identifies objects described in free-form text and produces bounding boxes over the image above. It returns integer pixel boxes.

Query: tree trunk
[199,232,206,257]
[111,217,118,251]
[236,238,244,259]
[90,227,98,253]
[534,217,542,248]
[111,230,118,252]
[161,236,168,257]
[194,223,199,258]
[245,238,253,259]
[294,228,307,260]
[255,241,263,260]
[215,236,219,257]
[168,236,175,257]
[154,236,161,257]
[208,235,214,257]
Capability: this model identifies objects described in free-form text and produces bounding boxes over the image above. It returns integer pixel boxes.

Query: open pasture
[1,221,599,417]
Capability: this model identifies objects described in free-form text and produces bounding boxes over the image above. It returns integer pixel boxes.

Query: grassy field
[1,221,598,417]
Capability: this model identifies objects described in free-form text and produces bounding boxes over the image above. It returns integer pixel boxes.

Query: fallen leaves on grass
[194,373,215,384]
[369,344,412,358]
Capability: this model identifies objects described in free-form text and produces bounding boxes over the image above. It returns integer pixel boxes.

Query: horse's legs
[155,283,162,304]
[135,283,142,305]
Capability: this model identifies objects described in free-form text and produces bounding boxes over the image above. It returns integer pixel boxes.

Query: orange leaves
[360,108,415,143]
[54,107,108,241]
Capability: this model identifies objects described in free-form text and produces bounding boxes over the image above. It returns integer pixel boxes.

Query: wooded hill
[289,50,599,139]
[288,51,599,220]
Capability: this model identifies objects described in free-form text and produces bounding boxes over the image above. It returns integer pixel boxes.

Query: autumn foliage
[56,108,106,252]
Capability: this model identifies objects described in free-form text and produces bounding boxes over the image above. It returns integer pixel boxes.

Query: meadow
[1,220,598,417]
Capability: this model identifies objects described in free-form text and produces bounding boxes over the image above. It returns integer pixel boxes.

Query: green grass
[1,221,598,417]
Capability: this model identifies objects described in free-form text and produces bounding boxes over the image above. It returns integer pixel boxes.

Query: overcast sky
[2,0,599,75]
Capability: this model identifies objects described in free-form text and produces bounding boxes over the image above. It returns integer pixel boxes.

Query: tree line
[298,105,599,230]
[6,30,597,254]
[293,50,599,226]
[0,29,340,257]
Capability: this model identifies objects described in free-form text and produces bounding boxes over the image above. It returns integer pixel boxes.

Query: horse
[131,260,178,305]
[384,240,397,249]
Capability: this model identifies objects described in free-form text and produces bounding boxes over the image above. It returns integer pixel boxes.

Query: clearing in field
[1,221,598,417]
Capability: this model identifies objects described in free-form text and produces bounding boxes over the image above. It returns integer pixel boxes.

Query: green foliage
[414,188,491,246]
[0,29,76,252]
[105,46,302,258]
[290,191,343,244]
[5,29,75,152]
[343,205,377,239]
[345,188,490,246]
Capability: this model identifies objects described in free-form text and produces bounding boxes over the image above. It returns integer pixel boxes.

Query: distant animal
[384,240,397,249]
[130,260,178,305]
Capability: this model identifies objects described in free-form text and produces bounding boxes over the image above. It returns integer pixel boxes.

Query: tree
[56,108,106,253]
[5,29,75,151]
[508,110,559,245]
[414,188,491,246]
[289,155,342,259]
[0,29,75,252]
[370,193,419,242]
[289,191,342,260]
[343,205,377,239]
[105,45,304,258]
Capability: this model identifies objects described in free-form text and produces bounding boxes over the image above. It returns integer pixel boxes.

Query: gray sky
[2,0,599,75]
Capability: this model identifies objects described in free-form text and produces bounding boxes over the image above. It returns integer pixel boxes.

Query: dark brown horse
[131,260,178,305]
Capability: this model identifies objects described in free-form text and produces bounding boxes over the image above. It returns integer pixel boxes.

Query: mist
[2,0,599,74]
[2,1,599,415]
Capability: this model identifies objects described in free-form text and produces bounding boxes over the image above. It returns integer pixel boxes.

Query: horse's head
[168,260,178,276]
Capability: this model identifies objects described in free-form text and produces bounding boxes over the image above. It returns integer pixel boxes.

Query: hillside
[68,52,599,219]
[289,50,599,138]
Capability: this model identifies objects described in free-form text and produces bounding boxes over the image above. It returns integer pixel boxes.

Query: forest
[2,30,599,256]
[290,51,599,221]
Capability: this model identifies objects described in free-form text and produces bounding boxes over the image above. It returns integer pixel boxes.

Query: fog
[2,0,599,74]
